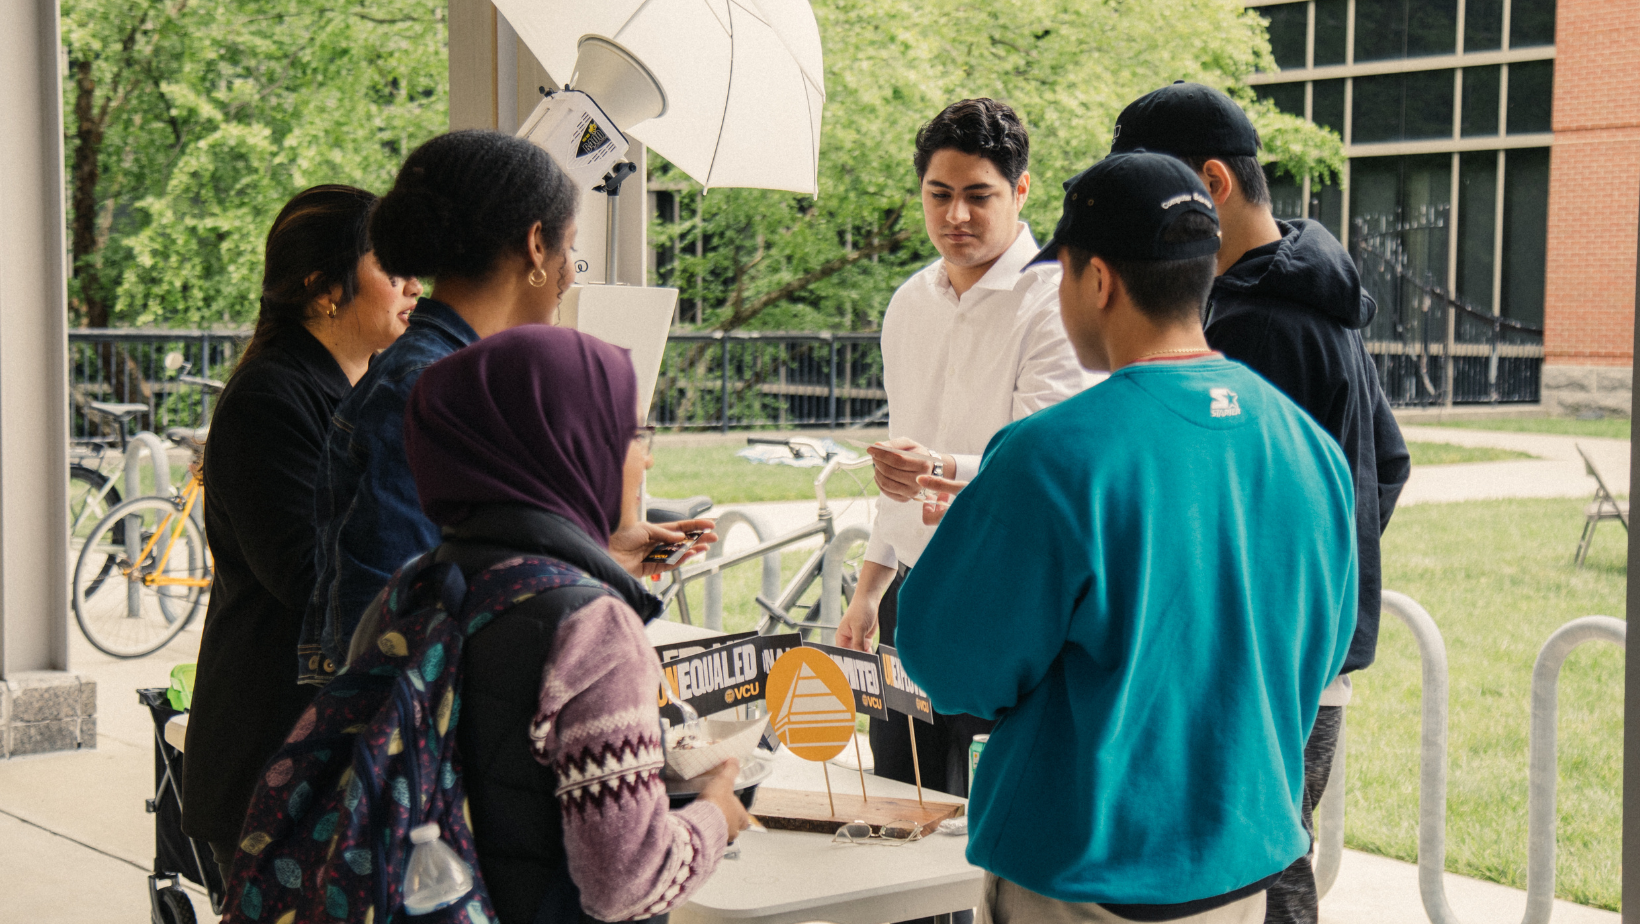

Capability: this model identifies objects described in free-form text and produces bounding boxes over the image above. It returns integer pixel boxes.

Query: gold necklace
[1135,346,1214,362]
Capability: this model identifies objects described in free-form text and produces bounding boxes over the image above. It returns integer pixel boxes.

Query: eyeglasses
[632,426,656,453]
[831,819,925,846]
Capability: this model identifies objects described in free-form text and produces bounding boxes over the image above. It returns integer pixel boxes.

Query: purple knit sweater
[527,595,728,920]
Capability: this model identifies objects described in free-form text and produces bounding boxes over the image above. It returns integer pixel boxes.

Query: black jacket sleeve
[1370,383,1411,532]
[205,386,330,611]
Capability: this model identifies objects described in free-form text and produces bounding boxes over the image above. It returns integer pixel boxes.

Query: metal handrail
[1374,591,1625,924]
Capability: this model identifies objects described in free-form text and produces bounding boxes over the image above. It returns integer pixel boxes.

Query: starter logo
[1209,387,1241,418]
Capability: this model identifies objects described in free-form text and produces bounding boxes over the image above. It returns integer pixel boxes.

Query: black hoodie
[1206,219,1411,675]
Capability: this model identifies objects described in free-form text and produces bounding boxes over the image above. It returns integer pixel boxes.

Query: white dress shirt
[864,222,1098,570]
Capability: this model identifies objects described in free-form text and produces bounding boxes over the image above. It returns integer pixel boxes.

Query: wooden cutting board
[749,787,964,836]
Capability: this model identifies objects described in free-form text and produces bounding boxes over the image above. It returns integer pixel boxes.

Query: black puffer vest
[439,505,663,924]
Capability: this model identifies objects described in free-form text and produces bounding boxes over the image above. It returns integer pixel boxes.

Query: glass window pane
[1461,66,1500,136]
[1501,148,1550,325]
[1257,82,1307,117]
[1407,0,1457,57]
[1354,0,1406,61]
[1457,151,1498,310]
[1266,164,1305,220]
[1349,157,1402,233]
[1404,69,1456,139]
[1353,74,1404,143]
[1349,154,1452,309]
[1510,0,1557,48]
[1262,2,1310,70]
[1463,0,1503,51]
[1507,61,1554,134]
[1312,79,1346,134]
[1310,180,1345,239]
[1314,0,1348,65]
[1400,153,1454,274]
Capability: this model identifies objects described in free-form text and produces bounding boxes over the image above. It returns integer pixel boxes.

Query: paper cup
[663,716,769,781]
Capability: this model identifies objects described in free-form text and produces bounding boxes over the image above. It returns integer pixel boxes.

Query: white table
[169,620,984,922]
[647,612,982,923]
[676,747,982,924]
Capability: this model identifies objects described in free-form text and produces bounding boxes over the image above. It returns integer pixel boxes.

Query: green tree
[61,0,448,332]
[652,0,1344,334]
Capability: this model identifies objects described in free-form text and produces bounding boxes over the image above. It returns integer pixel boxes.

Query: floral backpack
[223,552,610,924]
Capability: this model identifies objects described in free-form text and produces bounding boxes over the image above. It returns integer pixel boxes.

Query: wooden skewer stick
[907,715,924,807]
[853,733,869,803]
[822,759,836,817]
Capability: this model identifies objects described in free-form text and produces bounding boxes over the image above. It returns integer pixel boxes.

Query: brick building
[1246,0,1640,414]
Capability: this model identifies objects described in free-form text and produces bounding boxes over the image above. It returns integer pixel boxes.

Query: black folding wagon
[137,687,225,924]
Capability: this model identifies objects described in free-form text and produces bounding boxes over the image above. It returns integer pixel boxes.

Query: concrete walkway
[1,424,1625,923]
[1398,425,1629,506]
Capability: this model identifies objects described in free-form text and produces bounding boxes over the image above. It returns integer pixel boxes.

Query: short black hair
[913,98,1030,186]
[372,130,578,280]
[1182,154,1270,207]
[1066,211,1220,323]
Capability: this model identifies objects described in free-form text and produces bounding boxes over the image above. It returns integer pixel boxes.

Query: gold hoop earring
[327,303,339,319]
[527,267,549,288]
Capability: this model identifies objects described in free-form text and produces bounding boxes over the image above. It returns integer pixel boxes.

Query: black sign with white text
[803,641,890,720]
[877,645,933,724]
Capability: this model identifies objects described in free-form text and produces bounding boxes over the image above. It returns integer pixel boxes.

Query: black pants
[1263,705,1343,924]
[867,569,991,924]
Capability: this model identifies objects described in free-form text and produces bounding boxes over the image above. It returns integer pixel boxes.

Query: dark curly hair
[240,184,377,367]
[371,130,578,281]
[913,98,1031,186]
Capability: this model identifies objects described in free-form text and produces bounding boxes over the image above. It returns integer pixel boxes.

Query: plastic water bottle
[402,823,474,914]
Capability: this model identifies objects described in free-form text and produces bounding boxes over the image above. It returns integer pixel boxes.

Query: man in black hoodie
[1110,83,1412,924]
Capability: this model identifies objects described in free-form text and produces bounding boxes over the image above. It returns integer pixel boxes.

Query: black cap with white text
[1026,151,1220,268]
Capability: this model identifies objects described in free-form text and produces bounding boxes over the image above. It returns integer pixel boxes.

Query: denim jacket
[299,298,480,684]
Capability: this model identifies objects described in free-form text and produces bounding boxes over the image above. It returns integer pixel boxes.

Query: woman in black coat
[182,185,421,884]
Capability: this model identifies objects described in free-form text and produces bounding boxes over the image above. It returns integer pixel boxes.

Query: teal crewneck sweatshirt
[897,357,1356,906]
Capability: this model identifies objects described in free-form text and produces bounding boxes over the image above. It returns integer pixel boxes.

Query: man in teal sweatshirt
[897,152,1357,924]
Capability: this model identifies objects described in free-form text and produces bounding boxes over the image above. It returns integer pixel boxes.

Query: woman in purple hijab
[372,325,748,924]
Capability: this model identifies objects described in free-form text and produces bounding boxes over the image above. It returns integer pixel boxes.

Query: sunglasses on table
[831,819,926,846]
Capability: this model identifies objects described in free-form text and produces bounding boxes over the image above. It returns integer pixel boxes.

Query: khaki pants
[979,873,1267,924]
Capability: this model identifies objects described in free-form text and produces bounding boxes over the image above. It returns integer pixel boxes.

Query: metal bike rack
[1315,714,1346,898]
[121,431,175,617]
[1347,591,1627,924]
[123,430,173,500]
[818,524,872,638]
[701,508,782,631]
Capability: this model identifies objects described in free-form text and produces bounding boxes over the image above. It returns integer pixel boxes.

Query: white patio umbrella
[493,0,825,195]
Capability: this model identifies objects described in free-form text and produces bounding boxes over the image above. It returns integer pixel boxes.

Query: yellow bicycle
[73,422,215,658]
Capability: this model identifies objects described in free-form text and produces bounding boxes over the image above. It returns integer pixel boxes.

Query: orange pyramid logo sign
[766,648,856,762]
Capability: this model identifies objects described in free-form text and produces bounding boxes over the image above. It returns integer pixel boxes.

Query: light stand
[594,161,640,284]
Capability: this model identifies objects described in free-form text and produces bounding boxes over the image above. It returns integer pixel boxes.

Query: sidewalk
[1,424,1626,922]
[1397,425,1628,506]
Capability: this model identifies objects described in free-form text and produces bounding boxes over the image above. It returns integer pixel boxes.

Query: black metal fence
[1352,216,1544,406]
[651,332,886,430]
[68,329,245,442]
[67,328,888,437]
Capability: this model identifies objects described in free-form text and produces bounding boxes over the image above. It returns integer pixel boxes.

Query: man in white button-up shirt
[836,99,1094,808]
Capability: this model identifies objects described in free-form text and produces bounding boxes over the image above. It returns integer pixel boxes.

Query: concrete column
[0,0,93,757]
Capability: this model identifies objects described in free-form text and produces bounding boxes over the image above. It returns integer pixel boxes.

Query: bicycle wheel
[68,463,120,552]
[74,496,208,658]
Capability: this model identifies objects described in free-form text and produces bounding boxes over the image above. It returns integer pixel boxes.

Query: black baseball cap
[1109,81,1260,158]
[1027,151,1220,267]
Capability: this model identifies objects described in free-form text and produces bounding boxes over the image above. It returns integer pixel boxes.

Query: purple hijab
[404,325,638,544]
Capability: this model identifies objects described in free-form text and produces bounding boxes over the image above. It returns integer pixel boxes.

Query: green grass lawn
[1358,497,1624,909]
[1430,417,1631,441]
[1406,442,1535,465]
[648,442,879,504]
